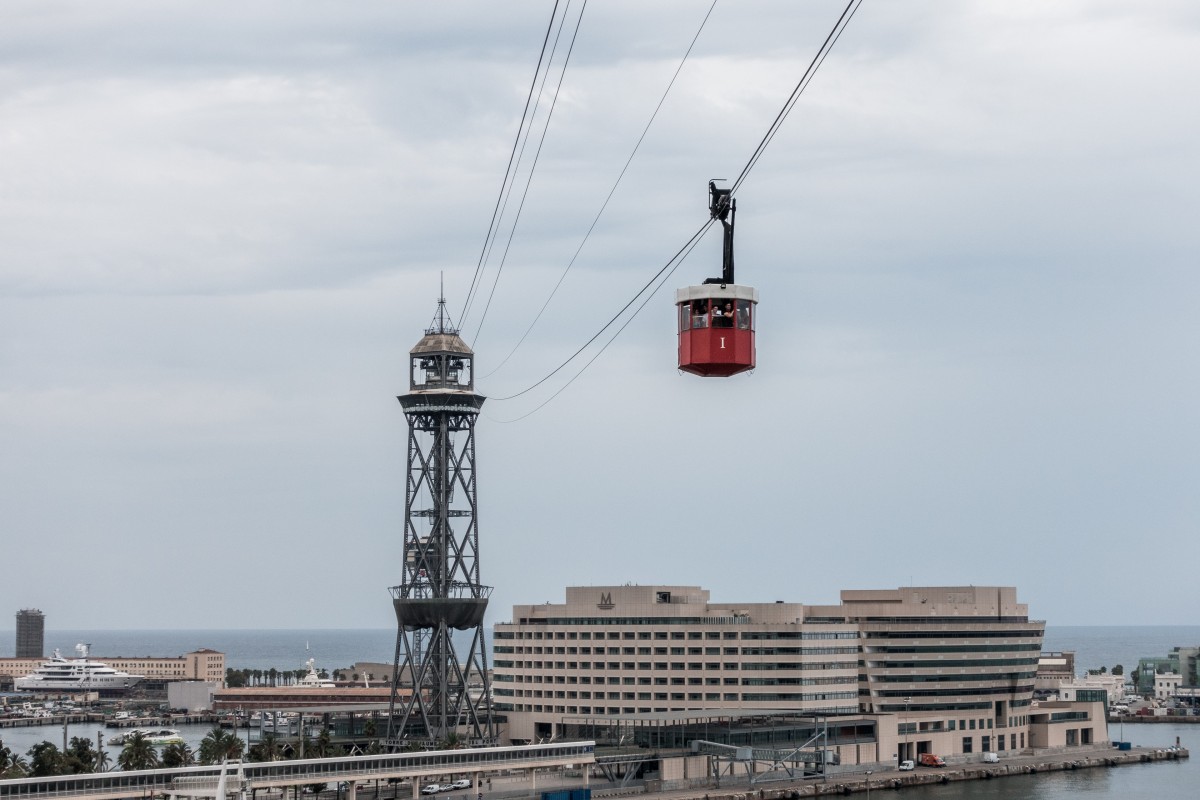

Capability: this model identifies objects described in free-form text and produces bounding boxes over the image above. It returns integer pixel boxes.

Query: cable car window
[691,299,709,329]
[736,299,752,330]
[713,300,734,328]
[679,304,691,332]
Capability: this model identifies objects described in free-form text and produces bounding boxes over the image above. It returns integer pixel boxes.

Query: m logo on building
[598,593,614,609]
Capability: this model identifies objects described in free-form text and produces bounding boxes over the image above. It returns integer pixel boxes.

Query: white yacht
[296,658,336,689]
[15,644,143,691]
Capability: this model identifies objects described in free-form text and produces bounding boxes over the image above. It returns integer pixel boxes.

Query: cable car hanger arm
[705,179,735,286]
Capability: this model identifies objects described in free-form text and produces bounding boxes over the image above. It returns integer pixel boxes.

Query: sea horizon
[2,625,1198,674]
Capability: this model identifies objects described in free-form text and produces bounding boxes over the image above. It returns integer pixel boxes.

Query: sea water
[3,625,1199,672]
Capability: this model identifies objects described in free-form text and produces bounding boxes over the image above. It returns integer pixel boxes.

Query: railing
[0,742,596,800]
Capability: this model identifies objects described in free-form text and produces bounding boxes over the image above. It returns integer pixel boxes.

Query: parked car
[982,752,1000,763]
[422,786,443,795]
[449,780,472,790]
[918,753,946,767]
[898,760,915,771]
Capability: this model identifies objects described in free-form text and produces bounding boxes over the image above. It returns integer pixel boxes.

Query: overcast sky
[2,1,1197,633]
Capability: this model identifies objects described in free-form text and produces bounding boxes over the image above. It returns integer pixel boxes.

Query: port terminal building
[492,585,1107,765]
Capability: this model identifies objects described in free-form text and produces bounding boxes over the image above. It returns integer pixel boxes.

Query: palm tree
[247,733,283,763]
[95,749,112,773]
[161,742,195,768]
[438,732,464,750]
[310,728,335,759]
[198,726,245,765]
[1,745,29,779]
[117,731,160,771]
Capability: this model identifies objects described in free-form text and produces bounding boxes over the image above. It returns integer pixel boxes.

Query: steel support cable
[481,0,721,380]
[460,0,562,328]
[487,221,715,424]
[471,0,589,346]
[488,218,716,402]
[487,0,863,411]
[730,0,863,195]
[465,2,579,333]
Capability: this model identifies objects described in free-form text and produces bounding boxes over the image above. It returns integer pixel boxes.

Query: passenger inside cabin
[736,299,751,330]
[691,299,709,328]
[713,301,734,327]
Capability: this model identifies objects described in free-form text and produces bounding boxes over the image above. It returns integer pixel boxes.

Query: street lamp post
[865,770,872,800]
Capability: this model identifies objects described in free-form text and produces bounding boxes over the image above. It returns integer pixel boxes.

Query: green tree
[1,745,29,779]
[117,731,160,771]
[1113,664,1125,676]
[65,736,99,773]
[27,742,67,777]
[363,719,377,738]
[161,742,195,768]
[268,668,278,687]
[226,668,248,688]
[198,726,245,765]
[95,748,112,773]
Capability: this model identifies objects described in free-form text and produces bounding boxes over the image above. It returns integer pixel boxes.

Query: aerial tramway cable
[470,0,589,346]
[490,0,864,415]
[460,0,563,328]
[481,0,722,379]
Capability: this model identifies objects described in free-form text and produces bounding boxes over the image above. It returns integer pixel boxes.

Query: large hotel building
[494,585,1103,763]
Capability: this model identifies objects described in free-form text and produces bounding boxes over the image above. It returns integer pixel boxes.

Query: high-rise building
[495,585,1060,759]
[385,298,494,747]
[15,609,44,659]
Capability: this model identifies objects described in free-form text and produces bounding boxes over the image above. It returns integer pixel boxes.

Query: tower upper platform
[401,299,484,410]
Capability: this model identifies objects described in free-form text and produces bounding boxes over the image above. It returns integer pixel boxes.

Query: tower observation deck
[386,298,495,747]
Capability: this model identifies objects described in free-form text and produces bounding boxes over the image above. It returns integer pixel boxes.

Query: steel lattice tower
[386,298,494,747]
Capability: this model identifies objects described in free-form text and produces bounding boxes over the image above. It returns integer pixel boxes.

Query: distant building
[1132,645,1200,699]
[15,609,44,659]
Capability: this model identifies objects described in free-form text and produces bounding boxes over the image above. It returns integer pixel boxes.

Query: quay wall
[640,747,1188,798]
[0,713,219,729]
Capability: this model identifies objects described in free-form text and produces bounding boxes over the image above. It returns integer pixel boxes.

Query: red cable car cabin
[676,284,758,377]
[676,181,757,377]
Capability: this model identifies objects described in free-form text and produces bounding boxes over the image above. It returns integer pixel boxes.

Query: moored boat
[15,644,143,692]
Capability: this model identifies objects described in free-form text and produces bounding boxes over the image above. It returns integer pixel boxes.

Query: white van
[982,752,1000,763]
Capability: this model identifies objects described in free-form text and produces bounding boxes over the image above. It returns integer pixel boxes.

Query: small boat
[109,728,184,746]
